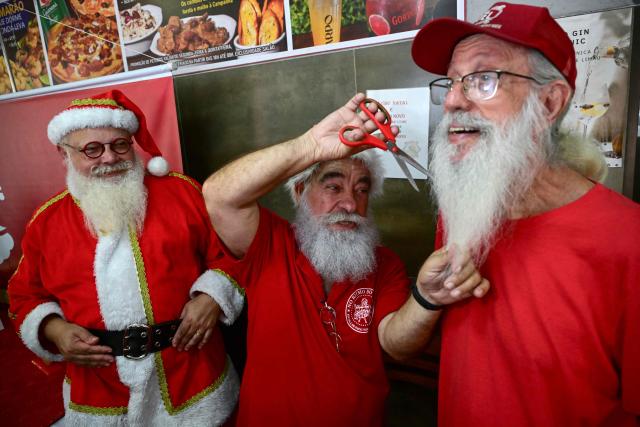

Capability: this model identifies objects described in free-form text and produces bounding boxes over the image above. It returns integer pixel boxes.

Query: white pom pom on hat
[47,89,170,176]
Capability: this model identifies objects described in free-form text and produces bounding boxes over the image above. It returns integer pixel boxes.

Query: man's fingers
[443,260,475,290]
[347,93,366,111]
[184,329,204,351]
[418,248,451,283]
[198,329,213,350]
[342,127,366,142]
[449,270,483,298]
[79,344,113,355]
[473,279,491,298]
[69,353,114,367]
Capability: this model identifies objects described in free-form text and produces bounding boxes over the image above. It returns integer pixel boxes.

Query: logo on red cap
[476,4,505,27]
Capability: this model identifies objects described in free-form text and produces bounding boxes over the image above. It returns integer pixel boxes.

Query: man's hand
[172,293,221,351]
[416,245,490,306]
[42,316,114,367]
[309,93,400,163]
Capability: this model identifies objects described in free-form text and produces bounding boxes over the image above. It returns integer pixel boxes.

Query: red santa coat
[8,173,243,426]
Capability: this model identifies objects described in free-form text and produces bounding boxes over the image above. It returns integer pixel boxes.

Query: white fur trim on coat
[89,229,239,426]
[48,108,138,145]
[61,357,239,427]
[20,301,65,362]
[190,270,245,325]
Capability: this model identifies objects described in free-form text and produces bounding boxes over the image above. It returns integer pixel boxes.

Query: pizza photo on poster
[37,0,124,84]
[122,0,239,71]
[290,0,456,50]
[0,0,50,92]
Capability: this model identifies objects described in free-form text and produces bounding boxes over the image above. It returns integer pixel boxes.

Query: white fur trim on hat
[147,156,170,177]
[48,107,139,145]
[190,270,245,325]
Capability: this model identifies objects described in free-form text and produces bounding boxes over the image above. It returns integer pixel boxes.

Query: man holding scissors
[411,2,640,426]
[203,94,488,425]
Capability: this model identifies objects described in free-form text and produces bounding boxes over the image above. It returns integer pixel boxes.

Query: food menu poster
[119,0,289,70]
[557,9,632,168]
[0,0,50,92]
[366,87,429,181]
[0,0,456,97]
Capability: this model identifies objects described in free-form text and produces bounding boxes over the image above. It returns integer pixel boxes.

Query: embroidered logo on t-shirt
[345,288,374,333]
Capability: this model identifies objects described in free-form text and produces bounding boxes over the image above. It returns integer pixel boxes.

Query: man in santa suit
[8,90,243,426]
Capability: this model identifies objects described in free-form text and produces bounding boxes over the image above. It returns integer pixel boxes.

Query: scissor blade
[392,153,419,191]
[395,147,429,176]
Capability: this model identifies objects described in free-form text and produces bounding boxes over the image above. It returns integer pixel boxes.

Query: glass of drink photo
[307,0,342,45]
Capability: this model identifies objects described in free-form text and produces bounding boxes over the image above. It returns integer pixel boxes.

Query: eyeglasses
[320,301,342,353]
[429,70,542,105]
[61,138,133,159]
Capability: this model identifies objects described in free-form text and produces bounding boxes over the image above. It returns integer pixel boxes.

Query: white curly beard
[293,197,379,292]
[66,157,147,236]
[429,91,550,264]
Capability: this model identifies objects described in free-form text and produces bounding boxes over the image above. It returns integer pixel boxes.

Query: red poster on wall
[0,75,182,292]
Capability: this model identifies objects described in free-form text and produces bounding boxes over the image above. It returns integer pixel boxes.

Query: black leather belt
[89,320,181,360]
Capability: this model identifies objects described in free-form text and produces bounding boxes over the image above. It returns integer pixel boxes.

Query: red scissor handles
[338,98,396,151]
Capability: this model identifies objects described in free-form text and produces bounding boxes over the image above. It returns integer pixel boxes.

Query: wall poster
[365,87,429,182]
[558,9,631,168]
[0,0,50,91]
[0,0,457,99]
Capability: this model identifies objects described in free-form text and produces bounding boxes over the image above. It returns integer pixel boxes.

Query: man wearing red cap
[407,2,640,426]
[8,90,243,425]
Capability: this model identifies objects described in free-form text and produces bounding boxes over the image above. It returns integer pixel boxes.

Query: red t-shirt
[219,207,409,426]
[438,184,640,426]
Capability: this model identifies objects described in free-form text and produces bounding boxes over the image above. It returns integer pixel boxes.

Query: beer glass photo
[307,0,342,45]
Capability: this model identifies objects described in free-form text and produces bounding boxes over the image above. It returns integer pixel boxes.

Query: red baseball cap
[411,2,576,89]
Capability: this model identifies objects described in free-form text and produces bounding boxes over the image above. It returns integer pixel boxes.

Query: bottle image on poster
[0,0,51,92]
[38,0,124,84]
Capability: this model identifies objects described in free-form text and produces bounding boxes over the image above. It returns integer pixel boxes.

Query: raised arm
[203,93,390,257]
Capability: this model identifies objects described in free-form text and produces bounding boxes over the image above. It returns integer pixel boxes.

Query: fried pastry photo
[237,0,284,47]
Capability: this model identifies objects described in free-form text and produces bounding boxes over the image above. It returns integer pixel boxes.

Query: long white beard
[66,158,148,236]
[429,92,551,264]
[293,198,379,291]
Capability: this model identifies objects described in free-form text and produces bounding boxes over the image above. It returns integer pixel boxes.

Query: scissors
[338,98,428,192]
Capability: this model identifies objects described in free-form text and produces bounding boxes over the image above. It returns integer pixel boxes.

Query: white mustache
[321,211,365,226]
[91,160,134,177]
[442,111,494,132]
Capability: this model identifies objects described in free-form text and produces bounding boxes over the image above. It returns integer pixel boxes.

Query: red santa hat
[47,89,170,176]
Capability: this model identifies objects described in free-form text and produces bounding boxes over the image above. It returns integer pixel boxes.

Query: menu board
[0,0,50,91]
[0,0,457,97]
